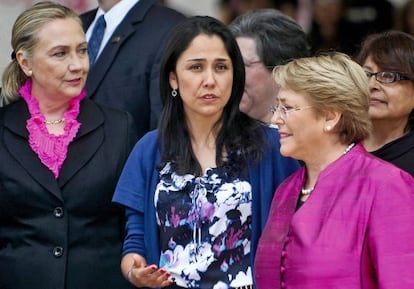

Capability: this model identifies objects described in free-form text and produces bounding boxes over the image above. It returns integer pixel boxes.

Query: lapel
[4,100,62,199]
[58,99,104,188]
[3,99,105,198]
[85,0,155,98]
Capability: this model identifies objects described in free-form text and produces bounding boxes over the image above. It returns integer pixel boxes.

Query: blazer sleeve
[365,169,414,288]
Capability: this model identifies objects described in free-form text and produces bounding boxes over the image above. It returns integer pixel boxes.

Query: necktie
[88,15,106,66]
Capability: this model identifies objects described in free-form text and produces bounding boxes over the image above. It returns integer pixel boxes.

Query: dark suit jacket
[81,0,185,140]
[0,99,137,289]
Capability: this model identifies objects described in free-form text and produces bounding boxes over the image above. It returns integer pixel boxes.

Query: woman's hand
[122,253,173,288]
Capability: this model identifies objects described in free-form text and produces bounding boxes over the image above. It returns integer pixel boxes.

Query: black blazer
[0,99,137,289]
[81,0,185,140]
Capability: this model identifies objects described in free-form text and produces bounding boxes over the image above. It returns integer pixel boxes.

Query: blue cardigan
[113,127,300,275]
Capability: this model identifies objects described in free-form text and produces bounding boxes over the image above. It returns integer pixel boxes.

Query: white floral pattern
[154,162,253,288]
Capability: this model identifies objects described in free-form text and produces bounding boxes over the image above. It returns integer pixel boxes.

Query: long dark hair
[158,16,264,176]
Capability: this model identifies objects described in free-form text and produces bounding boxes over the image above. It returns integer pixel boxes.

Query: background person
[0,2,137,289]
[112,15,300,289]
[229,8,310,124]
[356,30,414,176]
[81,0,185,140]
[254,52,414,289]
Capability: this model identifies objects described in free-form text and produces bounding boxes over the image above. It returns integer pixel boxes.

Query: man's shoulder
[134,1,186,25]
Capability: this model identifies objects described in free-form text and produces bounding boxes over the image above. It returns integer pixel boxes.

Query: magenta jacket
[254,143,414,289]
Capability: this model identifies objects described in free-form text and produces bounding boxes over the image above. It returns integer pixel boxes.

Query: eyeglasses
[365,71,411,84]
[270,104,313,120]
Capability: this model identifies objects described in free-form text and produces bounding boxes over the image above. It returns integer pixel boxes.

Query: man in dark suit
[81,0,185,139]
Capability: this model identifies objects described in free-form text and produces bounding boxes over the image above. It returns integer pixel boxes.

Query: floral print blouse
[155,162,253,288]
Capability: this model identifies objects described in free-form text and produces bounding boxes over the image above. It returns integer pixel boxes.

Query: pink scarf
[19,79,85,178]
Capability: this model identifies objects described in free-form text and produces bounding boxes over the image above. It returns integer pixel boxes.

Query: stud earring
[26,70,32,77]
[171,89,178,97]
[324,125,332,132]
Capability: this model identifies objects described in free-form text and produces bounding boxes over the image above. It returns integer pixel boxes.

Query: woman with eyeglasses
[254,52,414,289]
[356,30,414,176]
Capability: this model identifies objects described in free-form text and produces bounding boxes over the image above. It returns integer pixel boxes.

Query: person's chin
[279,141,295,158]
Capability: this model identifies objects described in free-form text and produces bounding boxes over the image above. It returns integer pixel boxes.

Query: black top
[371,130,414,176]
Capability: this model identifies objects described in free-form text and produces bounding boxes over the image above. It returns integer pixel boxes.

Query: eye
[283,105,294,112]
[79,47,88,55]
[378,72,395,82]
[216,63,228,71]
[53,51,66,57]
[190,64,202,71]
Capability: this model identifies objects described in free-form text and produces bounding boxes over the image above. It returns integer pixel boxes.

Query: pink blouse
[19,79,85,178]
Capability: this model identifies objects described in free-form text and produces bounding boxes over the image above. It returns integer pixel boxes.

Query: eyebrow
[362,65,373,70]
[186,57,230,62]
[50,41,88,49]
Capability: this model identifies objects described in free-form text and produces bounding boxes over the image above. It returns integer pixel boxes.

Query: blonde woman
[255,52,414,289]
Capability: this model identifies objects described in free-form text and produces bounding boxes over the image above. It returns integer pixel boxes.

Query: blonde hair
[0,1,81,106]
[273,52,371,144]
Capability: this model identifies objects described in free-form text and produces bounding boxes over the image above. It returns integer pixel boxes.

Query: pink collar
[19,79,85,178]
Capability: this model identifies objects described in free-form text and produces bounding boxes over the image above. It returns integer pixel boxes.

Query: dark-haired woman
[112,16,299,289]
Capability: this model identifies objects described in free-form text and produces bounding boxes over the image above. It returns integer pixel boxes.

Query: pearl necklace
[45,118,65,125]
[342,142,355,155]
[301,142,355,195]
[301,187,314,195]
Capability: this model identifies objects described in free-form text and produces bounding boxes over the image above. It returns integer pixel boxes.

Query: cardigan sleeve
[112,130,160,258]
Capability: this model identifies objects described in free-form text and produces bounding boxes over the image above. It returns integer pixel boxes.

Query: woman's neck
[363,119,407,152]
[187,117,222,172]
[303,142,354,188]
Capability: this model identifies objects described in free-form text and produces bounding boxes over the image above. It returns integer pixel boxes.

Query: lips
[369,98,387,105]
[66,78,83,85]
[278,131,291,139]
[202,94,217,99]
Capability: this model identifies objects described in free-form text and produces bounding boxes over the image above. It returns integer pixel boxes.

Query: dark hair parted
[356,30,414,131]
[229,8,310,70]
[158,16,264,176]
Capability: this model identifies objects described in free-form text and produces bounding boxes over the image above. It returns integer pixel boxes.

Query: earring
[26,70,32,77]
[171,89,178,97]
[324,125,332,132]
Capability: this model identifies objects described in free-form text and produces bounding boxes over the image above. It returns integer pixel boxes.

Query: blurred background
[1,0,413,86]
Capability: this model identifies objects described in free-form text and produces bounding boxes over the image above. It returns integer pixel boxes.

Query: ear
[169,71,178,90]
[323,109,342,132]
[16,50,32,77]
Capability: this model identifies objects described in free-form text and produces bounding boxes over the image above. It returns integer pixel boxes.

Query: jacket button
[53,207,64,218]
[53,246,63,257]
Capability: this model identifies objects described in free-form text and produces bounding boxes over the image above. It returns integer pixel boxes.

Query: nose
[367,74,380,90]
[270,109,284,126]
[68,53,84,71]
[203,68,216,87]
